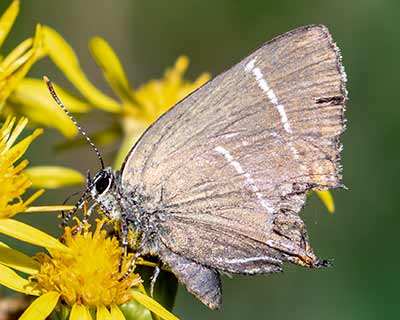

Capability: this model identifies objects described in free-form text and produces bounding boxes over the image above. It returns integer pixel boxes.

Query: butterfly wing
[121,25,346,273]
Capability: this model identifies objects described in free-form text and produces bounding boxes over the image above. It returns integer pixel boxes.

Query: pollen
[31,219,141,308]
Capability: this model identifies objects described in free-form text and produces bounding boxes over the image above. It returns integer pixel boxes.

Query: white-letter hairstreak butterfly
[45,24,346,309]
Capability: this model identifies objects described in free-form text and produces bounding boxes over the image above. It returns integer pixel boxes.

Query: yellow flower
[6,78,90,139]
[0,116,76,252]
[0,116,43,218]
[0,0,43,109]
[0,218,179,320]
[0,116,82,216]
[0,1,84,188]
[32,219,141,308]
[0,0,88,138]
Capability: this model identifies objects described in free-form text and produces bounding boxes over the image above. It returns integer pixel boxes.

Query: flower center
[30,219,141,307]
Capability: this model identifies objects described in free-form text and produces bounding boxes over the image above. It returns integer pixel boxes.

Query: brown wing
[121,25,346,273]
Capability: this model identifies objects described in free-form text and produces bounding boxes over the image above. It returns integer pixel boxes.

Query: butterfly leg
[119,251,141,281]
[62,190,89,227]
[60,189,82,220]
[150,265,161,297]
[118,215,129,273]
[72,203,98,235]
[119,227,146,280]
[160,246,222,310]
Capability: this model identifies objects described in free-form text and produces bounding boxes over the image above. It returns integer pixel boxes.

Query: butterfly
[46,24,346,310]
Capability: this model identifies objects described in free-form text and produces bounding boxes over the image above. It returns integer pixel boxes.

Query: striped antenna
[43,76,105,169]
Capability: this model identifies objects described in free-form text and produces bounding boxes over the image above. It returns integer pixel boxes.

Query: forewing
[121,25,346,272]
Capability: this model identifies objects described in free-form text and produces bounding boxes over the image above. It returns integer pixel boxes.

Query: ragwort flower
[0,0,90,139]
[0,116,75,252]
[0,0,43,109]
[0,116,81,219]
[0,116,43,218]
[0,0,84,189]
[0,116,171,318]
[0,218,179,320]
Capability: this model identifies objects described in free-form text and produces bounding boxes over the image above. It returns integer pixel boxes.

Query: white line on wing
[245,57,299,159]
[214,146,275,214]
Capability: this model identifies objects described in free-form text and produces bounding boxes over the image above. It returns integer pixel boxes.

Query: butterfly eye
[95,174,111,194]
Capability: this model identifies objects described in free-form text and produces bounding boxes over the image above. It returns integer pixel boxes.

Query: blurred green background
[1,0,399,319]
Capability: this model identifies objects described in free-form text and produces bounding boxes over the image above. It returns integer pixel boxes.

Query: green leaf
[119,299,152,320]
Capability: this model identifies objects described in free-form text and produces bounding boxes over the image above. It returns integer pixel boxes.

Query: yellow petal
[0,0,19,48]
[17,78,90,112]
[0,219,69,252]
[315,190,335,213]
[23,189,45,208]
[1,44,33,79]
[173,56,189,76]
[89,37,135,105]
[1,38,32,74]
[0,24,42,107]
[26,166,84,188]
[97,305,111,320]
[5,128,43,163]
[131,291,180,320]
[25,205,75,213]
[4,116,28,150]
[70,304,92,320]
[42,26,120,113]
[0,264,39,295]
[110,305,126,320]
[9,78,90,138]
[0,241,39,274]
[19,291,60,320]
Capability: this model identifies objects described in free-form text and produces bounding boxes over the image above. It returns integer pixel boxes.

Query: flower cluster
[0,1,180,319]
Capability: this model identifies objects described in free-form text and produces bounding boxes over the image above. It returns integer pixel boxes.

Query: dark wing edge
[310,24,347,191]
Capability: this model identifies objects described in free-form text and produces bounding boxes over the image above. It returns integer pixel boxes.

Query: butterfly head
[87,167,127,222]
[89,167,115,198]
